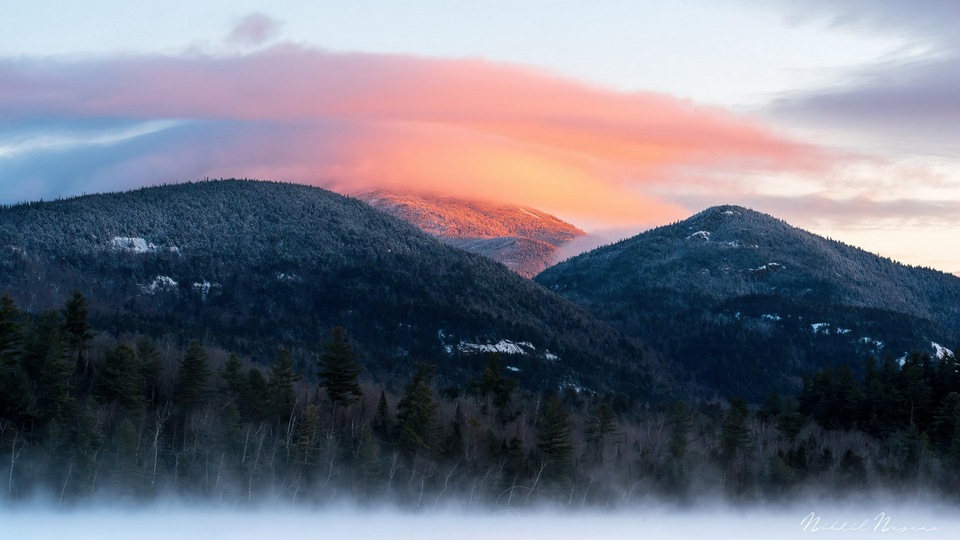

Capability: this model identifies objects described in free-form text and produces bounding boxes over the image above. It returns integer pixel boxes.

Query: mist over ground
[0,500,954,540]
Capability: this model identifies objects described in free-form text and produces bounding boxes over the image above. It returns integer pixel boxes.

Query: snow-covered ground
[0,503,954,540]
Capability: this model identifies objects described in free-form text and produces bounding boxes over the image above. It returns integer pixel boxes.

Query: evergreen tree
[443,402,466,461]
[173,341,211,414]
[719,397,751,466]
[135,337,163,404]
[0,293,22,367]
[317,327,362,407]
[537,396,574,487]
[0,294,34,425]
[373,390,392,439]
[245,367,270,422]
[26,311,75,421]
[668,401,693,461]
[220,353,247,398]
[61,290,94,372]
[95,343,145,411]
[396,364,438,455]
[585,402,617,462]
[268,348,300,423]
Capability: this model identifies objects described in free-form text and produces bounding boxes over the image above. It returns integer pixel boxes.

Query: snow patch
[685,231,711,241]
[859,337,884,349]
[751,262,784,273]
[932,342,954,360]
[111,237,158,253]
[761,314,782,322]
[192,280,220,301]
[506,366,521,372]
[836,328,851,335]
[545,352,559,361]
[811,323,830,335]
[458,340,529,355]
[110,237,180,254]
[275,272,300,282]
[518,208,541,220]
[141,275,178,295]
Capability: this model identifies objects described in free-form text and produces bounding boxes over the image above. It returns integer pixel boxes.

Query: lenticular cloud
[0,46,823,224]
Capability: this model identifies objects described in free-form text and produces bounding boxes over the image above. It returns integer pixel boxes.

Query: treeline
[1,292,959,508]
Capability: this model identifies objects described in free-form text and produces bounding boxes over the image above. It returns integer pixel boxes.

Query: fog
[1,501,954,540]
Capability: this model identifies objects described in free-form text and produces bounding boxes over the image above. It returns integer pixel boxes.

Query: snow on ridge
[141,275,178,295]
[751,262,784,273]
[455,339,560,361]
[458,339,529,355]
[192,280,220,301]
[686,231,711,241]
[111,237,157,253]
[111,237,180,254]
[933,342,954,360]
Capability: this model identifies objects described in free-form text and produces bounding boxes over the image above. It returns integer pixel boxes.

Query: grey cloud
[759,0,960,155]
[225,13,284,47]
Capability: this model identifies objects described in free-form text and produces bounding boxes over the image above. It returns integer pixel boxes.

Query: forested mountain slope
[358,190,591,277]
[0,180,672,399]
[536,205,960,399]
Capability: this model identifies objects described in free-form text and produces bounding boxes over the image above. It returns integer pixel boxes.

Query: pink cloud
[0,46,827,226]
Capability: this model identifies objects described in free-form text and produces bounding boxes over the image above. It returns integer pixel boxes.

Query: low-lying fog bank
[1,501,954,539]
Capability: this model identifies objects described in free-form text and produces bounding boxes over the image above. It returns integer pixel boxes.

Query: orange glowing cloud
[0,46,826,226]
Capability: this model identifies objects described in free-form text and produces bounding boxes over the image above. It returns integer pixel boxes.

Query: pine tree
[173,340,211,414]
[95,343,145,411]
[245,367,270,421]
[0,293,22,367]
[135,337,162,405]
[220,353,247,398]
[268,348,300,423]
[24,311,76,421]
[0,294,34,425]
[317,327,362,407]
[719,397,751,466]
[396,364,438,455]
[668,401,693,461]
[373,390,392,440]
[61,290,94,372]
[537,396,574,487]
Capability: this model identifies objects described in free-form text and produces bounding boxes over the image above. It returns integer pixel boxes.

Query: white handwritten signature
[801,512,941,533]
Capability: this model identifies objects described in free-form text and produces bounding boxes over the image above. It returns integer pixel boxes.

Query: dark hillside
[537,205,960,399]
[0,180,675,399]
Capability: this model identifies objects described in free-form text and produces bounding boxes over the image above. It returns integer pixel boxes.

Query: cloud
[225,13,283,47]
[763,0,960,156]
[0,46,825,226]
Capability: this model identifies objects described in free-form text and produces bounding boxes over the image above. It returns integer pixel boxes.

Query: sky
[1,0,958,273]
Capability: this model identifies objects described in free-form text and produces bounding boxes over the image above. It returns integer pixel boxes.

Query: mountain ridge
[536,204,960,399]
[357,190,592,277]
[0,179,676,400]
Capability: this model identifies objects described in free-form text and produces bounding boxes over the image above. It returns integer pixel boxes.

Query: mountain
[0,180,674,400]
[536,205,960,400]
[358,190,593,277]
